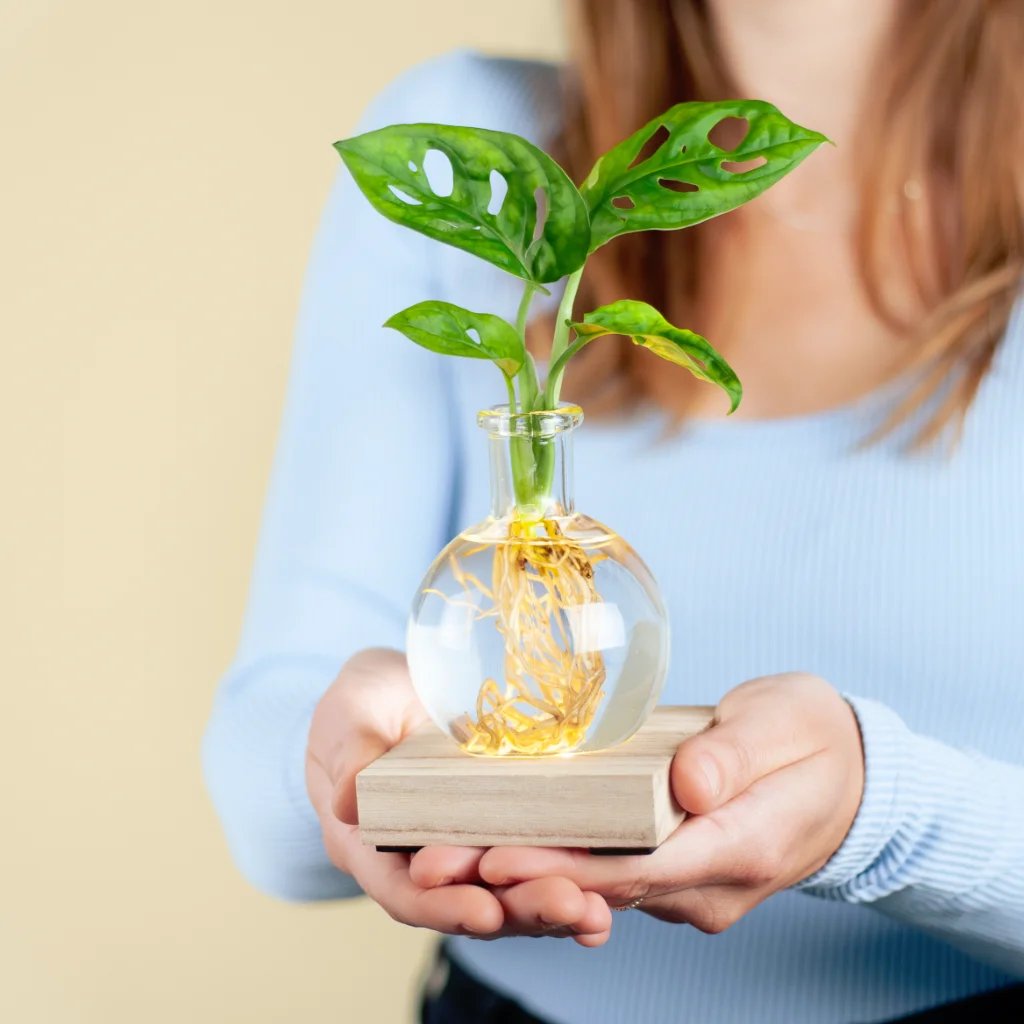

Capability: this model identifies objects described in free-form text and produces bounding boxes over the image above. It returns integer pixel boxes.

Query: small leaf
[336,124,590,284]
[570,300,742,412]
[581,100,829,251]
[385,301,526,378]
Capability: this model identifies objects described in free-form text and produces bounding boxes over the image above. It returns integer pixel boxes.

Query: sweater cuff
[793,695,910,893]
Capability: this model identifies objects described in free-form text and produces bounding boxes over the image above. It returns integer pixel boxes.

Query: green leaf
[581,100,829,251]
[336,124,589,285]
[384,300,526,378]
[570,300,742,413]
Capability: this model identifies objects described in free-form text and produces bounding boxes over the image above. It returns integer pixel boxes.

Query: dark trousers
[419,943,1024,1024]
[419,944,546,1024]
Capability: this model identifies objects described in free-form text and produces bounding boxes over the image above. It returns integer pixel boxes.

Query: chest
[452,393,1024,754]
[672,220,911,420]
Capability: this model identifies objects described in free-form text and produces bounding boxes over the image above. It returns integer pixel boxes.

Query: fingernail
[698,754,721,798]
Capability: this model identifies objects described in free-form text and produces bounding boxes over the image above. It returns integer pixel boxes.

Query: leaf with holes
[384,300,526,378]
[335,124,590,285]
[569,300,742,412]
[581,100,829,251]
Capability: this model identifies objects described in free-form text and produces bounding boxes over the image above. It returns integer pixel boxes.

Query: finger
[330,706,429,826]
[671,673,827,814]
[409,847,486,887]
[488,884,612,944]
[480,847,642,896]
[639,885,751,934]
[576,889,614,936]
[329,725,394,825]
[479,817,735,901]
[305,749,338,822]
[481,887,613,946]
[493,877,590,933]
[309,650,429,826]
[344,834,504,936]
[573,892,613,946]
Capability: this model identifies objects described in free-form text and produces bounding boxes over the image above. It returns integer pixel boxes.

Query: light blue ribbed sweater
[202,50,1024,1023]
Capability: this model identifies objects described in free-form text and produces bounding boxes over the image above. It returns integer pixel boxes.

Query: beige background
[1,2,562,1021]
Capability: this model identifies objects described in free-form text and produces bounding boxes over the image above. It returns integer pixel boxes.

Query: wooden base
[356,706,715,852]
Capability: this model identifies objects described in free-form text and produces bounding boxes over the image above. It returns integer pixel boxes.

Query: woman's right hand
[305,648,613,945]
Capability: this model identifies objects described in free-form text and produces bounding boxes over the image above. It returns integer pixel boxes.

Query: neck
[703,0,898,222]
[707,0,897,148]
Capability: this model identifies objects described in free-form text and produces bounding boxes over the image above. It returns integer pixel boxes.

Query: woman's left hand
[474,673,866,933]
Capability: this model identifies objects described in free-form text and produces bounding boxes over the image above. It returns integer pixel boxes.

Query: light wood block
[357,706,715,853]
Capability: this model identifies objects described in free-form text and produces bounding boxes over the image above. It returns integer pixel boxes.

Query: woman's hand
[474,673,866,933]
[305,648,613,945]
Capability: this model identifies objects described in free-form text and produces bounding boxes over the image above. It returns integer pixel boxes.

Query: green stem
[509,283,543,514]
[510,436,541,518]
[514,284,541,414]
[515,282,536,339]
[511,268,584,515]
[509,278,584,518]
[518,354,541,416]
[543,266,584,409]
[546,333,592,393]
[505,370,538,511]
[503,373,518,413]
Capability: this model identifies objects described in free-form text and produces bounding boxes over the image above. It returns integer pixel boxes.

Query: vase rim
[477,403,583,439]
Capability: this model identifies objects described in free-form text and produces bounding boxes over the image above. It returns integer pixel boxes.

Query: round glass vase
[406,405,670,757]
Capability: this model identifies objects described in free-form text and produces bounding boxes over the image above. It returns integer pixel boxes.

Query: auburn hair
[541,0,1024,444]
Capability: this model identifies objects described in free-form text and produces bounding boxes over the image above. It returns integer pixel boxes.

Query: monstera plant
[335,101,826,757]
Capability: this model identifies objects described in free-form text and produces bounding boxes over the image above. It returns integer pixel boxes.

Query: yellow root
[447,517,607,756]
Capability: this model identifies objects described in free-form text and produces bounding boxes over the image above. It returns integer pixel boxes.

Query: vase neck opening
[477,404,583,522]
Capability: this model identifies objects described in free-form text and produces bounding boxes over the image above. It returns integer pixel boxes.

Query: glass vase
[406,405,669,757]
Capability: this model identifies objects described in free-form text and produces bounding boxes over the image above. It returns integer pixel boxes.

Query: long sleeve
[202,62,467,902]
[795,695,1024,976]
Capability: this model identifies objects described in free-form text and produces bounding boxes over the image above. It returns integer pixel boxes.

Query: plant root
[448,517,608,755]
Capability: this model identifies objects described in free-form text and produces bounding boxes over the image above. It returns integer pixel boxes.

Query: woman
[203,1,1024,1021]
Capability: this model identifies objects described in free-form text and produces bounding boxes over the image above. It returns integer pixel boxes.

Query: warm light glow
[443,515,610,756]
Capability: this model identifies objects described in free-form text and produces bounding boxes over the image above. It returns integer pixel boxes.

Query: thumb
[670,676,817,815]
[310,649,428,826]
[331,695,430,825]
[332,725,395,826]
